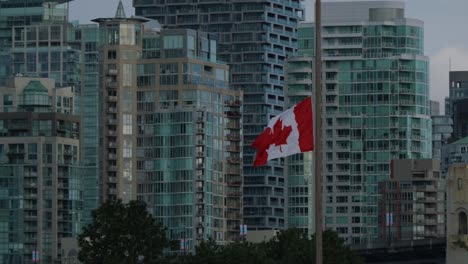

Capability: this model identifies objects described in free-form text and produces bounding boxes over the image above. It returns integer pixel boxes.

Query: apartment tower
[134,0,304,229]
[0,77,83,264]
[93,3,242,250]
[286,1,431,244]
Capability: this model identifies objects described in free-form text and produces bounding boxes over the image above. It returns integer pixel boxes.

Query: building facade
[446,71,468,141]
[6,7,99,225]
[379,159,444,242]
[446,165,468,263]
[430,100,452,160]
[0,77,83,264]
[10,23,81,89]
[286,1,431,244]
[93,4,243,250]
[0,0,72,83]
[432,115,452,161]
[134,0,305,230]
[285,22,315,234]
[441,137,468,177]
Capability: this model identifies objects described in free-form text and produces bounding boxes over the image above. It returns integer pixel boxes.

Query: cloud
[429,46,468,114]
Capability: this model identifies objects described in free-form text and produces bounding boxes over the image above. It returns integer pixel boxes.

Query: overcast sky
[70,0,468,113]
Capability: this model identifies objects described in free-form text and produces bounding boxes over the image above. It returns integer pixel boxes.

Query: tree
[266,229,364,264]
[189,239,272,264]
[78,200,170,264]
[182,229,363,264]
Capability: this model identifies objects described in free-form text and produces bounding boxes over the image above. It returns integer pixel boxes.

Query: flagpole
[314,0,323,264]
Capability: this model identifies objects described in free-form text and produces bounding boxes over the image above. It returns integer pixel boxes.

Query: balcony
[226,111,241,118]
[227,157,241,163]
[227,134,241,141]
[107,119,118,125]
[226,122,240,129]
[9,123,29,130]
[107,69,118,75]
[226,146,240,152]
[225,100,241,107]
[107,82,117,88]
[107,96,117,102]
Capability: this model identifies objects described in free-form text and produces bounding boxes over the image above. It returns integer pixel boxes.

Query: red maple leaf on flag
[272,119,292,150]
[252,118,292,167]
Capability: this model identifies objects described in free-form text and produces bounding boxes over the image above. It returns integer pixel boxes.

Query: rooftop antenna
[115,0,127,19]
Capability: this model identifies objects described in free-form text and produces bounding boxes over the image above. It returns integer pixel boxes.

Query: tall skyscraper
[68,23,100,224]
[285,22,315,234]
[0,0,72,83]
[2,1,99,224]
[93,3,242,249]
[92,2,147,203]
[10,23,81,88]
[133,0,304,229]
[286,1,431,244]
[0,77,83,264]
[430,100,452,161]
[445,71,468,141]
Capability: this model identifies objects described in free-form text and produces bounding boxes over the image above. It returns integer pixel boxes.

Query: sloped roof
[23,80,48,94]
[451,136,468,145]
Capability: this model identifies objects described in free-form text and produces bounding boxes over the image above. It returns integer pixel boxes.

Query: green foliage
[174,229,363,264]
[78,200,170,264]
[77,201,362,264]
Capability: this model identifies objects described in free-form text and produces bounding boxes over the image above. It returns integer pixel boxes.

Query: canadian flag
[252,97,314,167]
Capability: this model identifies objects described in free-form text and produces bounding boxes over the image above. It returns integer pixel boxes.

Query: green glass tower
[286,1,431,244]
[0,0,72,83]
[0,77,83,264]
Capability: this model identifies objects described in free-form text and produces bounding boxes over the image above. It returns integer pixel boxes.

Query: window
[160,63,178,85]
[458,178,463,190]
[108,50,117,60]
[123,114,132,135]
[459,211,468,235]
[163,35,183,49]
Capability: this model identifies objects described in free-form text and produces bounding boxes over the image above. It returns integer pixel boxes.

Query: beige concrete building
[92,3,243,250]
[447,165,468,263]
[379,159,445,242]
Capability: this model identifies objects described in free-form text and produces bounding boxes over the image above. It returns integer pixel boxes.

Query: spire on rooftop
[115,0,127,19]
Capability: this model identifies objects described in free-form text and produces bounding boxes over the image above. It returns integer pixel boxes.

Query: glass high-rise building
[445,71,468,141]
[93,3,242,250]
[10,23,81,88]
[0,77,83,264]
[3,2,100,225]
[286,1,431,244]
[133,0,304,230]
[0,0,72,83]
[285,22,315,234]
